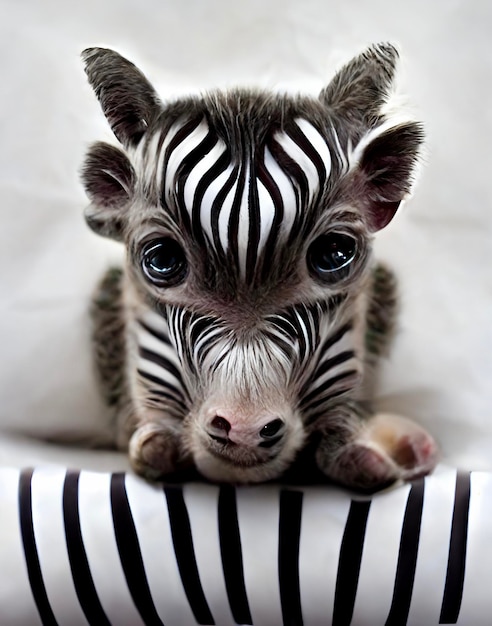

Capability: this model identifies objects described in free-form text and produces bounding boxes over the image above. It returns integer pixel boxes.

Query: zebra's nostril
[210,415,231,434]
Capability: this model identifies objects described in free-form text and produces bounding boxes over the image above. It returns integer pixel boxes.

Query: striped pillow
[0,466,486,625]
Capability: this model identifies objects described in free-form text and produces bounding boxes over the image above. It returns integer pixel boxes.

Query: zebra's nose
[210,415,231,434]
[207,415,233,444]
[259,418,283,438]
[206,412,285,448]
[257,418,284,448]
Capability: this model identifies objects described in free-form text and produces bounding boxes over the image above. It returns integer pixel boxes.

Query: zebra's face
[122,110,371,482]
[82,45,423,482]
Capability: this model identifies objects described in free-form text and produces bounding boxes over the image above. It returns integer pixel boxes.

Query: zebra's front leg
[127,412,192,480]
[314,406,439,491]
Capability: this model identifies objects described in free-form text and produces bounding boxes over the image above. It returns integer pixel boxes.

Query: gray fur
[320,42,399,130]
[82,47,162,146]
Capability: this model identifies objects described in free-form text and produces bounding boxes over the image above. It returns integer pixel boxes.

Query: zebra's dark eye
[307,233,357,281]
[141,238,187,286]
[259,419,284,438]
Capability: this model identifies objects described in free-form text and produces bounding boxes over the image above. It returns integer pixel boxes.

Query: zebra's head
[81,44,423,482]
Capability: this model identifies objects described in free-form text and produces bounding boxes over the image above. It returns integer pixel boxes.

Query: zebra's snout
[210,415,231,436]
[189,403,305,482]
[206,412,285,448]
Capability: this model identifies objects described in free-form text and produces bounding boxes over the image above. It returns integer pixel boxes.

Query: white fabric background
[0,0,490,471]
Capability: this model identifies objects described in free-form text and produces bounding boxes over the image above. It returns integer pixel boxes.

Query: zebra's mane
[157,89,340,148]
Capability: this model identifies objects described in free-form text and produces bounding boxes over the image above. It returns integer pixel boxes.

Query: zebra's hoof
[129,422,183,480]
[316,413,439,491]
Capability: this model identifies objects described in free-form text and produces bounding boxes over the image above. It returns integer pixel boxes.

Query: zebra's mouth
[194,451,289,483]
[205,438,280,468]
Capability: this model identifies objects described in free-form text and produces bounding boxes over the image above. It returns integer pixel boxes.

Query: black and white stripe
[135,299,362,425]
[135,309,191,418]
[6,467,487,625]
[139,115,343,283]
[300,321,362,425]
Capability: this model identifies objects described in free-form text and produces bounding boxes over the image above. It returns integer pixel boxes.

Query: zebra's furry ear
[320,42,399,127]
[321,43,423,231]
[82,47,162,147]
[81,142,135,241]
[353,120,424,231]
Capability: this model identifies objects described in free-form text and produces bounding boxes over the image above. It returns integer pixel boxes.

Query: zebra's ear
[321,43,423,231]
[82,47,162,147]
[320,42,399,127]
[81,142,135,241]
[353,121,424,231]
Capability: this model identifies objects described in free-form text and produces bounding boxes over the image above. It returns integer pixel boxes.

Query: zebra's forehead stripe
[294,118,332,182]
[235,161,251,276]
[164,120,210,203]
[217,176,237,257]
[183,139,226,212]
[199,160,235,248]
[263,146,296,237]
[330,124,349,173]
[157,117,333,277]
[272,120,329,205]
[153,122,185,194]
[255,177,278,256]
[226,156,248,268]
[185,139,228,242]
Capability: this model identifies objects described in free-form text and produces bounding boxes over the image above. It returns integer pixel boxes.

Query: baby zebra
[82,43,438,489]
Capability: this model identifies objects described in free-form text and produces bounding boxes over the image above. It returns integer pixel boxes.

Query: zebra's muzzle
[185,403,306,482]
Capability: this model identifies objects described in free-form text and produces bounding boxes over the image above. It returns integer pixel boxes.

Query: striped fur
[83,44,438,487]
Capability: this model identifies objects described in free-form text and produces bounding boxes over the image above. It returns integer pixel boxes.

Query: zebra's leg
[361,262,399,398]
[90,268,127,414]
[90,267,144,448]
[91,268,190,478]
[314,405,438,490]
[90,266,129,446]
[128,414,192,480]
[314,264,437,490]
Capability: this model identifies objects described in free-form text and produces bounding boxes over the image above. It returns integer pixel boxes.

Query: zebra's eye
[259,419,284,438]
[141,238,187,286]
[307,233,357,281]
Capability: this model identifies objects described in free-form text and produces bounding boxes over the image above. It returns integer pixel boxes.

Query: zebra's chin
[190,443,303,484]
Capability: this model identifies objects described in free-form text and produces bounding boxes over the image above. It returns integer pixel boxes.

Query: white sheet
[0,0,490,471]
